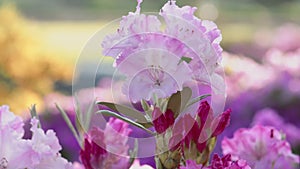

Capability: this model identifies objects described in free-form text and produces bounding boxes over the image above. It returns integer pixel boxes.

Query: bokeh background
[1,0,300,166]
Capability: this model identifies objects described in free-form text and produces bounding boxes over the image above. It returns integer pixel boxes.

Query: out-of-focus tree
[0,4,72,114]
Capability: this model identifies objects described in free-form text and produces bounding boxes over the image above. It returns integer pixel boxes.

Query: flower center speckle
[270,129,274,138]
[0,158,8,169]
[148,65,165,86]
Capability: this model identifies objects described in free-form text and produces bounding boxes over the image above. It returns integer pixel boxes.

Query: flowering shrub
[1,0,300,169]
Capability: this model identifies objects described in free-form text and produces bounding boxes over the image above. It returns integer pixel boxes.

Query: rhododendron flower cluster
[222,125,299,169]
[2,1,299,169]
[102,0,225,103]
[0,105,72,169]
[167,101,231,165]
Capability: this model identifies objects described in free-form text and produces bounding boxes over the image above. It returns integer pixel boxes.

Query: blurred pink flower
[222,52,275,98]
[264,49,300,78]
[180,154,251,169]
[0,105,72,169]
[72,162,85,169]
[272,24,300,52]
[252,108,300,146]
[129,160,154,169]
[80,118,132,169]
[222,125,299,169]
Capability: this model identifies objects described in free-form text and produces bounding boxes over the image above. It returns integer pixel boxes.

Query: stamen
[0,158,8,169]
[148,65,165,86]
[169,0,176,5]
[270,129,274,138]
[136,0,143,13]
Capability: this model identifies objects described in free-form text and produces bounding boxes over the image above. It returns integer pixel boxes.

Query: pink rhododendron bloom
[252,108,300,146]
[0,105,72,169]
[180,154,251,169]
[102,0,225,103]
[119,49,192,103]
[80,118,132,169]
[222,125,300,169]
[264,48,300,77]
[272,24,300,52]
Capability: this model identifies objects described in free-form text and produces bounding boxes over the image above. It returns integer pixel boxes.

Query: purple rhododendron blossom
[222,125,300,169]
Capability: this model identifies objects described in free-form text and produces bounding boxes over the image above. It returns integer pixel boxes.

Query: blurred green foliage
[0,0,298,24]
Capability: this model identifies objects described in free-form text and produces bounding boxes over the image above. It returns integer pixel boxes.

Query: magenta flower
[0,105,72,169]
[102,0,225,103]
[207,154,251,169]
[80,127,107,169]
[80,118,132,169]
[180,154,251,169]
[222,125,300,169]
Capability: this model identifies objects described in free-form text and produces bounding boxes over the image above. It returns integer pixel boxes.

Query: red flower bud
[212,108,231,137]
[152,107,175,133]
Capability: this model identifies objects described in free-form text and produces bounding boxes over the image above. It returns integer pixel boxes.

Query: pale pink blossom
[0,105,72,169]
[102,0,225,103]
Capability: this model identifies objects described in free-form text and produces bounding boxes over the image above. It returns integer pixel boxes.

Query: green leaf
[73,95,85,141]
[141,99,150,112]
[29,104,41,128]
[155,156,164,169]
[74,94,83,124]
[141,99,153,124]
[167,87,192,118]
[185,94,211,108]
[96,101,148,124]
[178,56,192,65]
[56,103,82,148]
[97,110,155,135]
[129,139,138,166]
[84,99,95,130]
[29,104,37,118]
